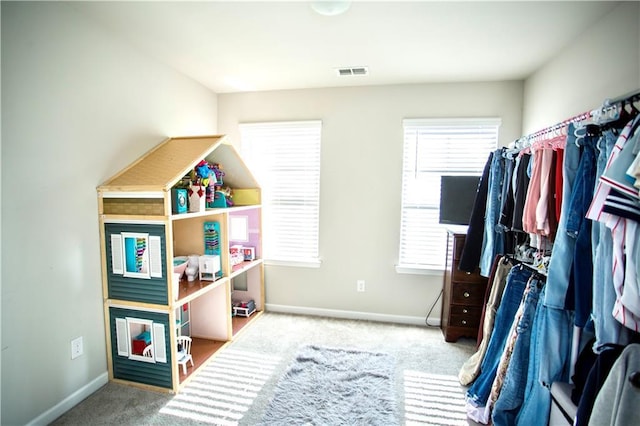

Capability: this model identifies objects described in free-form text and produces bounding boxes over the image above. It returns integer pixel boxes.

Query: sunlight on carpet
[404,370,468,426]
[160,349,280,425]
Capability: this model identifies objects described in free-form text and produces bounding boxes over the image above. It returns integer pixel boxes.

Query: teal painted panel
[109,307,173,389]
[105,223,168,304]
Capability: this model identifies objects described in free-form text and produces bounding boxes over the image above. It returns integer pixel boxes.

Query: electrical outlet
[357,280,365,292]
[71,336,83,360]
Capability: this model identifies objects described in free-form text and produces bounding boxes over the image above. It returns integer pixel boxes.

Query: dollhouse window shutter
[111,234,124,274]
[149,236,162,278]
[153,323,167,363]
[115,318,129,356]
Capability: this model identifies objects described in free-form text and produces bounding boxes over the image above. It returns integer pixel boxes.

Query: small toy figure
[211,163,225,186]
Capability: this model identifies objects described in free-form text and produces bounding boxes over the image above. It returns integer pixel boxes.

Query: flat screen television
[439,175,481,226]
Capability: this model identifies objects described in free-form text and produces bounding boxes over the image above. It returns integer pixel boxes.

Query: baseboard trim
[266,304,440,327]
[27,372,109,426]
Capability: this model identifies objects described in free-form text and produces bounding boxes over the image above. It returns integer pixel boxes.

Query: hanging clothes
[587,344,640,426]
[459,256,516,386]
[465,264,533,422]
[492,277,546,426]
[588,116,640,334]
[565,126,600,327]
[511,153,532,233]
[479,149,507,277]
[459,151,493,273]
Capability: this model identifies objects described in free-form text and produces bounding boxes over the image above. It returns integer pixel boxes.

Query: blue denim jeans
[544,124,582,308]
[491,276,545,426]
[480,149,506,277]
[466,265,532,406]
[591,130,633,351]
[566,132,598,326]
[591,132,612,256]
[516,292,574,426]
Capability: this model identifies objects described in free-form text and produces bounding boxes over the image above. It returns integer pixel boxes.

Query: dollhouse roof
[97,135,260,193]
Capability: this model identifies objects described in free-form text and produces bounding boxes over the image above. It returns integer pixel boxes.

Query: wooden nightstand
[440,227,488,343]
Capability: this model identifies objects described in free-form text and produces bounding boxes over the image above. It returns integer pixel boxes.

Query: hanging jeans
[492,278,546,426]
[459,257,515,386]
[479,149,506,277]
[566,130,599,327]
[515,302,574,426]
[544,123,582,308]
[466,265,532,410]
[515,124,598,425]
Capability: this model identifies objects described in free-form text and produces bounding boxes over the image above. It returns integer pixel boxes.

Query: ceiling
[72,1,619,94]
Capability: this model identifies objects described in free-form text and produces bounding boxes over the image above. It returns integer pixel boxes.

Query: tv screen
[439,175,480,226]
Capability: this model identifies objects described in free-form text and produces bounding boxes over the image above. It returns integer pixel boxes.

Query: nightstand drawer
[452,262,485,282]
[449,305,482,328]
[451,282,485,306]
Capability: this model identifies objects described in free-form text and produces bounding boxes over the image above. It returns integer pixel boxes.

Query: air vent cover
[336,66,368,76]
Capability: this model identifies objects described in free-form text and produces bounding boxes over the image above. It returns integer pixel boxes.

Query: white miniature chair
[176,335,194,375]
[142,344,153,358]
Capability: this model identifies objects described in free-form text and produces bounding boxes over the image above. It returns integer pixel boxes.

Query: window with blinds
[240,121,321,266]
[398,118,500,270]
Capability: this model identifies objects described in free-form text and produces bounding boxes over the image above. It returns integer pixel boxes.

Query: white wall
[523,1,640,134]
[0,3,217,425]
[218,81,523,324]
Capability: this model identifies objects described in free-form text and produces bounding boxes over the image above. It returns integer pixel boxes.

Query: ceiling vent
[336,66,368,76]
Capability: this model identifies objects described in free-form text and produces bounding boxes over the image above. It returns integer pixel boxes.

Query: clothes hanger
[600,100,634,131]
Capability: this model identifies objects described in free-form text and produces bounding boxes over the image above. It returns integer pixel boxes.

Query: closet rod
[602,88,640,107]
[515,88,640,147]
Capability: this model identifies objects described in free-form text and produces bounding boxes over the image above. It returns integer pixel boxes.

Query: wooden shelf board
[230,259,264,279]
[173,277,229,306]
[232,310,263,336]
[178,337,227,384]
[170,204,262,221]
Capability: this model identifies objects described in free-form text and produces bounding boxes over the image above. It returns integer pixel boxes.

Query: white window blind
[240,121,321,265]
[399,118,500,270]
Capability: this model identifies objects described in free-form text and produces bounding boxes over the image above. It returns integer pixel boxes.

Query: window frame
[239,120,322,268]
[397,117,501,273]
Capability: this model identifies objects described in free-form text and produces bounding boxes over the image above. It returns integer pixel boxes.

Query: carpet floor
[50,312,478,425]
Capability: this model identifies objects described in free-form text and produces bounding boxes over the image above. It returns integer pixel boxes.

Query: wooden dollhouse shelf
[230,259,263,278]
[170,204,263,221]
[97,135,264,393]
[174,276,229,306]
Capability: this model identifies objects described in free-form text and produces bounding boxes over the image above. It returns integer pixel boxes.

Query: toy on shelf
[188,184,206,213]
[185,160,233,210]
[242,247,256,261]
[199,255,221,281]
[230,245,245,266]
[185,255,199,282]
[232,299,256,317]
[204,222,220,255]
[171,188,188,214]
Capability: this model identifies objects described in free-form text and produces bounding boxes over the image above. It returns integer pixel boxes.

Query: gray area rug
[259,345,396,426]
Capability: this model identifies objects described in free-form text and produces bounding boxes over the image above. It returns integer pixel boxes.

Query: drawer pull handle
[463,292,470,298]
[462,308,468,314]
[461,320,467,325]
